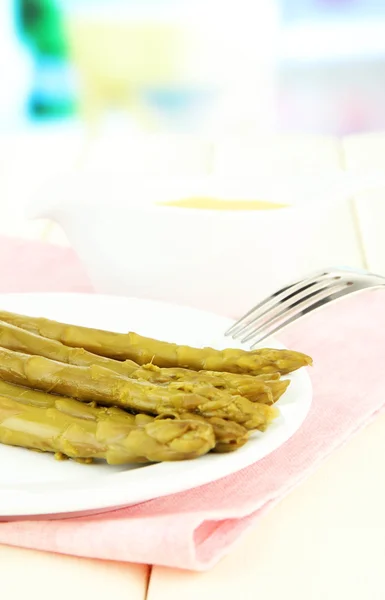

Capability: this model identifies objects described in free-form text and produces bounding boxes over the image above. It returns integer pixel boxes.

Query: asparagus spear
[254,373,281,381]
[0,322,273,407]
[179,368,290,403]
[200,417,249,453]
[0,381,215,463]
[261,379,290,404]
[136,363,274,403]
[0,320,274,403]
[0,310,312,375]
[140,366,291,404]
[0,348,278,430]
[157,411,249,453]
[0,319,290,405]
[0,319,138,376]
[0,381,243,454]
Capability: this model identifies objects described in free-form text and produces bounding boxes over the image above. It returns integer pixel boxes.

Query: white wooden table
[1,132,385,600]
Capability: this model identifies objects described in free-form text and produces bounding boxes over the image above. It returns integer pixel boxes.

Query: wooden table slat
[0,545,150,600]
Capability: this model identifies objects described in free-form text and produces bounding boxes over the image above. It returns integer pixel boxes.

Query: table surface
[1,131,385,600]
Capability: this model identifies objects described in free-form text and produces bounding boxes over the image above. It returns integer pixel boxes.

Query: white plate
[0,293,312,519]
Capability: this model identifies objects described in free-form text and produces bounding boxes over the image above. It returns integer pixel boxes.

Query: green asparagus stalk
[0,347,278,430]
[159,375,288,405]
[161,367,289,403]
[0,380,242,454]
[0,318,289,404]
[179,368,290,403]
[0,380,215,463]
[0,310,312,375]
[254,373,281,381]
[157,411,249,453]
[136,363,274,402]
[261,379,290,404]
[0,322,273,407]
[0,318,138,375]
[0,320,274,403]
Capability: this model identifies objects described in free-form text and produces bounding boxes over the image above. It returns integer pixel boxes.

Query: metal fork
[225,268,385,348]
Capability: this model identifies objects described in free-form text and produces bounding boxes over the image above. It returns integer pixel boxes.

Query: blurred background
[0,0,384,302]
[1,0,385,244]
[1,0,385,136]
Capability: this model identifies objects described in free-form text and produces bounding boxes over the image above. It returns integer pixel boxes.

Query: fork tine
[237,279,334,342]
[239,279,342,343]
[225,276,315,337]
[248,283,353,348]
[225,270,332,338]
[226,267,385,349]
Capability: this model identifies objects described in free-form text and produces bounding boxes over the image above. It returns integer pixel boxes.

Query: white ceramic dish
[30,171,385,317]
[0,293,312,519]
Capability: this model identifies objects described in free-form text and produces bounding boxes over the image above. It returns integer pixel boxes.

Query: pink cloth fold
[0,236,92,293]
[0,236,384,570]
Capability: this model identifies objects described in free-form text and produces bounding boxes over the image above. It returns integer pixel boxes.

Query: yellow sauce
[159,198,286,210]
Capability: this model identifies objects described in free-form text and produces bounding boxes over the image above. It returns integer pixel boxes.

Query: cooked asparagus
[265,379,290,403]
[0,318,138,376]
[180,369,290,403]
[0,310,312,375]
[0,347,278,429]
[137,363,274,402]
[0,320,273,403]
[0,329,270,407]
[121,335,312,375]
[254,373,281,381]
[158,411,249,453]
[203,417,249,453]
[0,381,215,463]
[0,381,242,454]
[141,366,291,403]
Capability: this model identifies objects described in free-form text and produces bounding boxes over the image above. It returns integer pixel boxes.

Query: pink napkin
[0,236,384,570]
[0,236,92,293]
